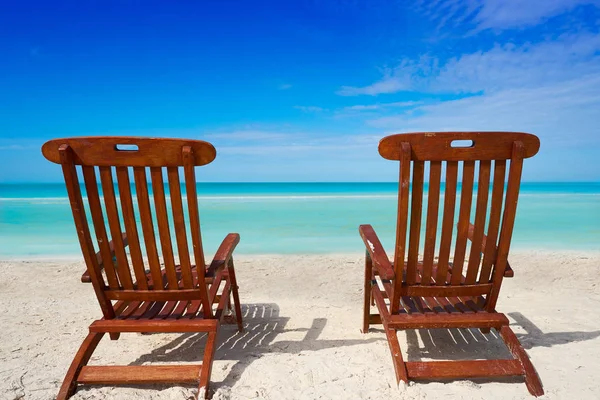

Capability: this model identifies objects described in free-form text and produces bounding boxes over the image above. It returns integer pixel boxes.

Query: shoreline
[2,248,599,262]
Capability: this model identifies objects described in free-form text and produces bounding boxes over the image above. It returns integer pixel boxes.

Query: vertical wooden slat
[465,160,491,284]
[116,167,148,290]
[486,142,525,311]
[133,167,164,289]
[82,166,120,289]
[391,143,412,314]
[421,161,441,285]
[183,147,206,281]
[182,146,212,318]
[450,161,475,285]
[167,166,194,289]
[99,166,134,290]
[436,161,458,285]
[406,160,424,285]
[479,160,506,284]
[59,146,115,319]
[150,167,179,290]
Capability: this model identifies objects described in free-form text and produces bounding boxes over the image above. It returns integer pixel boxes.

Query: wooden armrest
[466,223,513,278]
[358,224,395,280]
[81,232,129,283]
[206,233,240,279]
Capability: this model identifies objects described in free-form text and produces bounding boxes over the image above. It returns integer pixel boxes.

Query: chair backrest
[379,132,539,313]
[42,136,217,320]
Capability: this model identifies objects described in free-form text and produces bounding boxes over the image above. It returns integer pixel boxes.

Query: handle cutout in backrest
[115,144,139,151]
[450,140,474,148]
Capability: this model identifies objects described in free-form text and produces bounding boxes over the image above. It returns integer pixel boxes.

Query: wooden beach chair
[360,132,543,396]
[42,137,244,399]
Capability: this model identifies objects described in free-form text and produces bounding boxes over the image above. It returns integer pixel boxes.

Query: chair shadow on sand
[400,311,600,384]
[131,303,381,392]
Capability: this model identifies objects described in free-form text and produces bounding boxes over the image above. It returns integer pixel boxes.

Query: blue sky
[1,0,599,182]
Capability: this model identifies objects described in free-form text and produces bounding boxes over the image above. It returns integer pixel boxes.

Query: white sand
[1,251,600,399]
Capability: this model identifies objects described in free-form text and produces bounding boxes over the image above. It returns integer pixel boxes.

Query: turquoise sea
[0,182,598,257]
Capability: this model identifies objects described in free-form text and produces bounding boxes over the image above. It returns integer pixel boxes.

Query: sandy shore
[1,251,600,399]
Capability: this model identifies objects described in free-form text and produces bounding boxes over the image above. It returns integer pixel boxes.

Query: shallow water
[0,182,598,256]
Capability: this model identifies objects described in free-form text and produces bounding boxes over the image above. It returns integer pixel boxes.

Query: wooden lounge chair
[359,132,543,396]
[42,137,244,399]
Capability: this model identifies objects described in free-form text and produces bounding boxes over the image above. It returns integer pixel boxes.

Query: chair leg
[385,327,409,385]
[56,332,104,400]
[198,328,219,399]
[362,253,373,333]
[499,325,544,396]
[227,258,244,333]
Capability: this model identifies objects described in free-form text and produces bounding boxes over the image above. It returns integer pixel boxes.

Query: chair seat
[113,298,207,321]
[390,295,509,329]
[398,294,485,314]
[107,264,230,321]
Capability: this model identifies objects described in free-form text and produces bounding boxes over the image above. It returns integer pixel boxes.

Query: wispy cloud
[337,75,409,96]
[294,105,326,112]
[367,73,600,146]
[418,0,600,32]
[204,130,292,142]
[337,33,600,96]
[278,83,292,90]
[0,144,27,151]
[341,101,422,112]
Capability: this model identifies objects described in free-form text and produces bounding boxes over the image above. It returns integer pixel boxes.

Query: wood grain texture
[81,166,120,289]
[42,136,216,166]
[359,225,394,280]
[388,312,508,329]
[78,365,203,385]
[362,132,541,395]
[42,136,243,400]
[421,161,441,285]
[406,360,523,379]
[167,166,194,289]
[99,166,134,290]
[150,167,179,290]
[406,160,424,285]
[487,142,525,312]
[392,142,412,313]
[465,160,491,284]
[116,167,148,289]
[379,131,539,161]
[133,167,163,288]
[479,160,507,283]
[183,146,206,282]
[436,161,458,284]
[450,161,474,285]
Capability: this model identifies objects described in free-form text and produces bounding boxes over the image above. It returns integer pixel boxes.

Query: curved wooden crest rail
[359,131,543,396]
[42,137,244,399]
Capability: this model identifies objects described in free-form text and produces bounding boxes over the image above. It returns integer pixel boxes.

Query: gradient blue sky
[1,0,599,182]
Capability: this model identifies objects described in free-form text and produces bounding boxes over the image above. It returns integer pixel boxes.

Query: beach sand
[1,251,600,399]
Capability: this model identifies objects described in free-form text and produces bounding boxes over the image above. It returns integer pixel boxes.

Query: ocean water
[0,182,598,257]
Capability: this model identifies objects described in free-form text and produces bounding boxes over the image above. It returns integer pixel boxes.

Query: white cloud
[367,73,600,147]
[0,144,27,150]
[338,33,600,96]
[204,130,292,142]
[341,101,422,112]
[337,76,408,96]
[278,83,292,90]
[418,0,600,32]
[294,105,326,112]
[203,128,381,157]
